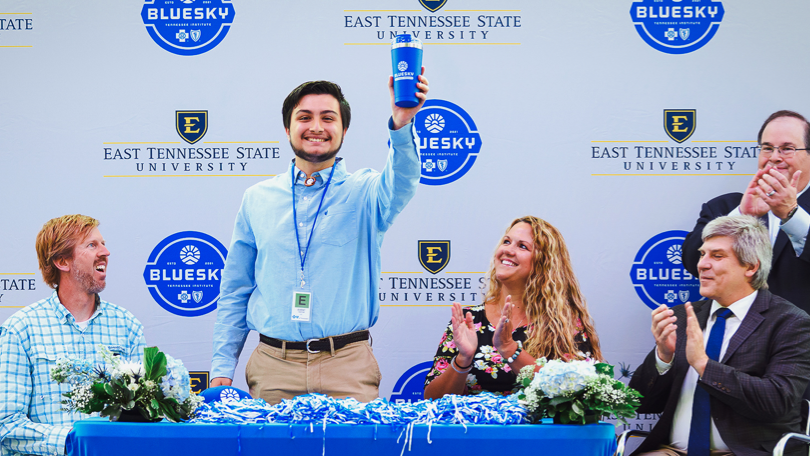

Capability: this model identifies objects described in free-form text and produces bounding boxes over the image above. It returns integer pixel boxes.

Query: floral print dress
[424,304,593,395]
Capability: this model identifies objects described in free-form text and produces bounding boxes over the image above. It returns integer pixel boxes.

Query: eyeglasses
[759,145,808,158]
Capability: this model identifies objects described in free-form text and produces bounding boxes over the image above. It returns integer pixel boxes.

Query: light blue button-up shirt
[0,291,145,456]
[212,120,420,379]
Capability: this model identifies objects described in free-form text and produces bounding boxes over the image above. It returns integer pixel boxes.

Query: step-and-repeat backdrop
[2,0,806,433]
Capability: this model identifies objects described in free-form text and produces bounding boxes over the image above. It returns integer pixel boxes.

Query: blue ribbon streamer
[190,393,527,427]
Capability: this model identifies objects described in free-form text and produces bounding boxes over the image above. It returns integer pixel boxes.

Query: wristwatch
[781,205,799,225]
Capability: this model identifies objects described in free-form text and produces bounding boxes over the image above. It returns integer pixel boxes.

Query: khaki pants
[245,338,381,405]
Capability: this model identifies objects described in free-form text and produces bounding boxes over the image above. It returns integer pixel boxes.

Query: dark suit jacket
[682,190,810,314]
[629,291,810,456]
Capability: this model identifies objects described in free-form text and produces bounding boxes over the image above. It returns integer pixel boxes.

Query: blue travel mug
[391,34,423,108]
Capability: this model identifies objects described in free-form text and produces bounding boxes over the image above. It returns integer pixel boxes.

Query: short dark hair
[757,110,810,149]
[281,81,351,132]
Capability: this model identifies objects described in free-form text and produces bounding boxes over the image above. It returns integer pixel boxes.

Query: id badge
[291,291,312,322]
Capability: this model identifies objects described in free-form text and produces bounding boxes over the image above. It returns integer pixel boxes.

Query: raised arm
[370,71,429,232]
[424,303,478,399]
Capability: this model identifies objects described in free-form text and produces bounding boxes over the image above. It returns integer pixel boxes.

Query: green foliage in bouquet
[515,358,643,425]
[50,345,201,422]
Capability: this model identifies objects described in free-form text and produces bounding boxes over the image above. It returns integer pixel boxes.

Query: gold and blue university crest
[663,109,696,143]
[188,371,209,394]
[418,240,450,274]
[419,0,447,13]
[176,110,208,144]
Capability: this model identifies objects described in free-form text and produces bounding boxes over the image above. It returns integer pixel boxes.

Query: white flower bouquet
[515,358,642,424]
[50,345,202,422]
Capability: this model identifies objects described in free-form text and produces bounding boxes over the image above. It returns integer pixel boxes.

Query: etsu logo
[630,230,700,310]
[414,100,482,186]
[419,240,450,274]
[176,111,208,144]
[143,231,227,316]
[389,361,433,403]
[188,372,209,393]
[629,0,724,54]
[664,109,696,143]
[419,0,448,13]
[141,0,236,56]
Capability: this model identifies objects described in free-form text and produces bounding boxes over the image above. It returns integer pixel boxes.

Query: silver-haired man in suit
[630,214,810,456]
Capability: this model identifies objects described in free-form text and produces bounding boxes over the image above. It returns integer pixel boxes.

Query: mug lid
[392,34,422,49]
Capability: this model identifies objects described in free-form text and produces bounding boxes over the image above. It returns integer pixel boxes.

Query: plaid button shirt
[0,291,145,456]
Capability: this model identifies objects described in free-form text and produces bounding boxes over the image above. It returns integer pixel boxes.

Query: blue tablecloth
[68,417,617,456]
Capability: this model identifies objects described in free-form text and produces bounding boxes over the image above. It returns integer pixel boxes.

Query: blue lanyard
[291,163,336,288]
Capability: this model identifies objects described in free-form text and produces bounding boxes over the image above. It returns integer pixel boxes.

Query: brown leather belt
[259,330,370,354]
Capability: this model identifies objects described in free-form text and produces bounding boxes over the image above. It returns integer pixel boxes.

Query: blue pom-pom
[190,392,527,426]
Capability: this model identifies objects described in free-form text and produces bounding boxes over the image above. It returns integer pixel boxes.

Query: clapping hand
[493,295,518,357]
[451,302,477,366]
[741,164,801,220]
[684,302,709,376]
[755,166,801,220]
[651,304,677,363]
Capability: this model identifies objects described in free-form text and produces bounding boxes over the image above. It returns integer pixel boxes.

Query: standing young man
[212,72,429,404]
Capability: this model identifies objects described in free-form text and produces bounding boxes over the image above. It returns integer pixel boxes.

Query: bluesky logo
[630,230,700,310]
[414,100,482,186]
[143,231,227,316]
[141,0,236,56]
[629,0,724,54]
[389,361,433,403]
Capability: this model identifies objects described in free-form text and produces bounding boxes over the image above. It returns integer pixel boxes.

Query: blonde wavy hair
[482,216,603,361]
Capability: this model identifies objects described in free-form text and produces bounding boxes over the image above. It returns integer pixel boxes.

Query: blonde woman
[424,216,602,398]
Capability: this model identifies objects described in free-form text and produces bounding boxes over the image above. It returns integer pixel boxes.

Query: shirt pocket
[319,203,359,246]
[30,346,67,413]
[31,345,58,377]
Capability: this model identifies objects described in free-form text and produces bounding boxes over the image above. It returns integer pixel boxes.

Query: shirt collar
[710,289,757,323]
[49,289,103,325]
[289,157,347,187]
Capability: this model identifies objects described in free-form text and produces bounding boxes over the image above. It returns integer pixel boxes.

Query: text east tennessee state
[103,147,280,160]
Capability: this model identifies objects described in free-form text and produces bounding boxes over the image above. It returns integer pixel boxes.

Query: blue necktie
[688,307,733,456]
